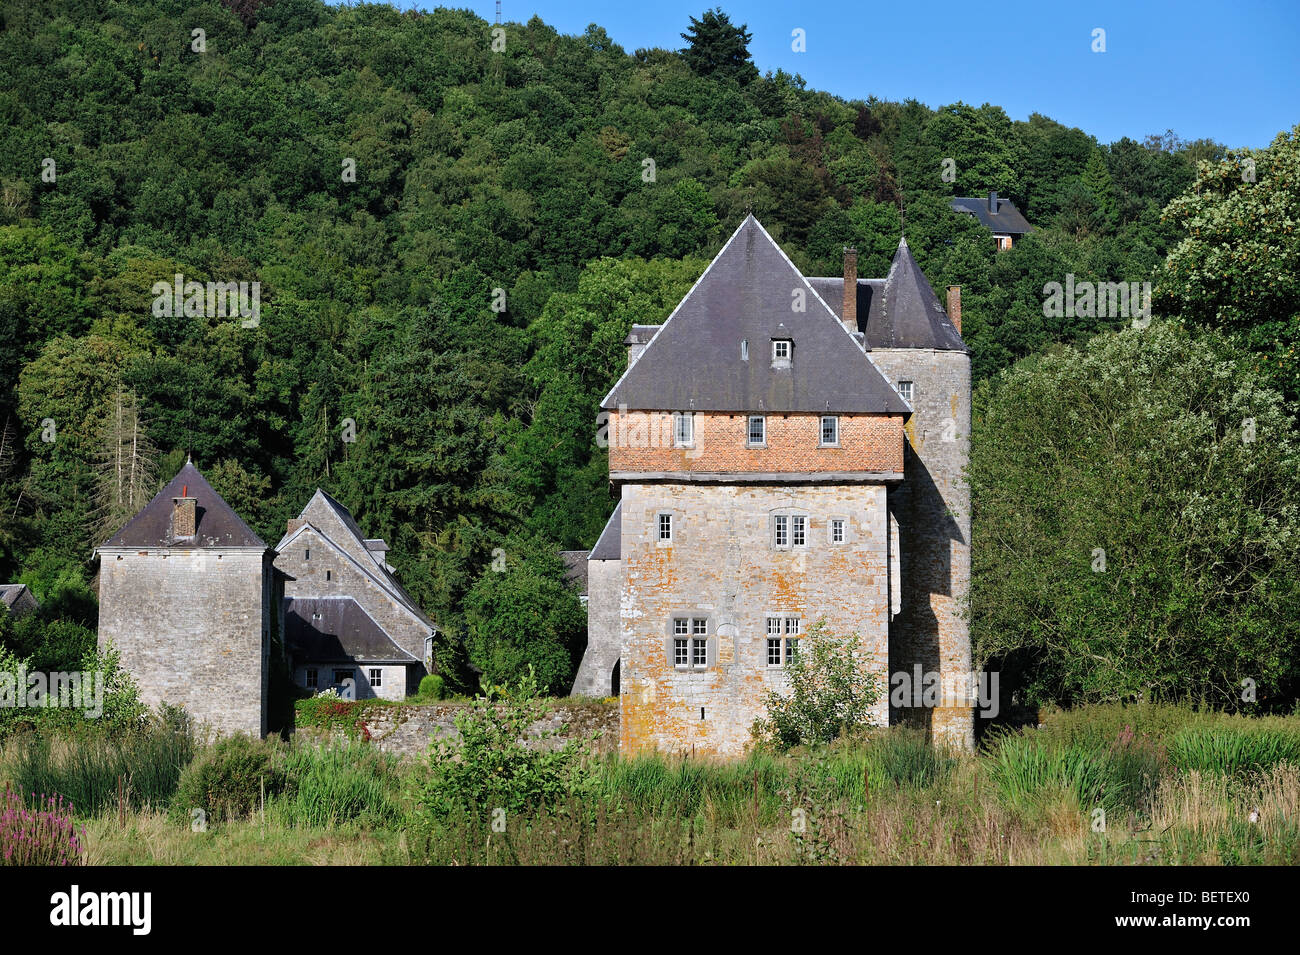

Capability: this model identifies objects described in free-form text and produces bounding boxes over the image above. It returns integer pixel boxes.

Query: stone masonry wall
[571,557,621,697]
[869,349,973,750]
[607,412,904,475]
[619,482,892,758]
[98,548,268,737]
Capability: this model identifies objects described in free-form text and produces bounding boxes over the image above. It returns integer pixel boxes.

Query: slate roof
[283,596,417,664]
[0,584,35,610]
[589,502,622,561]
[100,460,266,550]
[602,216,909,414]
[950,193,1033,235]
[809,238,967,352]
[558,550,589,595]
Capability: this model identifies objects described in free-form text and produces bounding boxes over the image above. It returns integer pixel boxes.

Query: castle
[573,216,973,756]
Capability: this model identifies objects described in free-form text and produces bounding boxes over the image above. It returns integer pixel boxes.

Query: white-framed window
[741,339,749,361]
[369,668,382,687]
[897,380,914,404]
[772,512,808,550]
[658,512,673,542]
[820,415,839,446]
[671,617,708,669]
[766,616,801,666]
[830,518,846,544]
[747,415,766,447]
[772,339,791,361]
[305,668,318,689]
[673,411,694,447]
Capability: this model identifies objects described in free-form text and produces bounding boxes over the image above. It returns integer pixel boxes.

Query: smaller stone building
[96,459,275,737]
[274,489,437,698]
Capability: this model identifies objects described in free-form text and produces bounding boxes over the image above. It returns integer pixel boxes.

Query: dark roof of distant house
[589,503,622,561]
[950,193,1034,235]
[625,325,661,346]
[558,551,589,595]
[100,460,266,550]
[602,216,910,415]
[283,596,417,664]
[0,584,34,609]
[808,238,966,352]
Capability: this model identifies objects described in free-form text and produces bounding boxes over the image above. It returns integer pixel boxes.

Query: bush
[170,734,287,824]
[0,786,85,866]
[414,669,595,822]
[418,675,445,700]
[751,622,881,749]
[275,742,402,828]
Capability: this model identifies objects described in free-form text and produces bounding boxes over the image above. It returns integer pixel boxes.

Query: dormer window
[673,412,694,448]
[741,339,749,361]
[772,339,792,366]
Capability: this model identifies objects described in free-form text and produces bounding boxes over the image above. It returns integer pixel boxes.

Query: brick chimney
[171,485,196,539]
[841,247,858,333]
[987,191,998,213]
[946,285,962,336]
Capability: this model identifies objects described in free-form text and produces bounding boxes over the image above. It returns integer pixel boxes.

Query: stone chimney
[625,326,660,367]
[946,285,962,336]
[841,247,858,333]
[987,191,998,213]
[171,485,196,539]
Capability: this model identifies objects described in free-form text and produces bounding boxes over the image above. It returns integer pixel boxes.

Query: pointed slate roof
[589,502,622,561]
[602,216,909,414]
[809,239,966,351]
[101,460,266,549]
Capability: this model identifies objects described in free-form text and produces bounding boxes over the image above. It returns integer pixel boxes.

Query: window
[767,616,801,666]
[772,512,808,549]
[671,617,708,669]
[305,668,318,689]
[831,518,845,544]
[772,339,791,362]
[305,548,310,561]
[333,669,353,686]
[673,412,694,447]
[747,415,766,447]
[658,513,673,543]
[897,381,914,404]
[369,668,382,688]
[820,415,839,446]
[325,569,331,581]
[741,339,749,361]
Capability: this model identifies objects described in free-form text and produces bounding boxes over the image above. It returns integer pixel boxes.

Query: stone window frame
[897,380,914,404]
[665,615,712,671]
[656,511,675,546]
[369,667,382,688]
[769,507,811,551]
[765,615,803,667]
[828,515,849,545]
[747,414,766,448]
[819,415,840,447]
[672,411,694,448]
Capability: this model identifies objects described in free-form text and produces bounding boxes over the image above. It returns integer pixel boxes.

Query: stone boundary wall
[296,701,619,758]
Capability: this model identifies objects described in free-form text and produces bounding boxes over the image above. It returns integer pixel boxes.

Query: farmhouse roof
[100,460,266,550]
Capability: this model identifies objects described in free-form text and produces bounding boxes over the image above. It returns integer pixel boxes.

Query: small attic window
[898,381,914,403]
[772,340,791,361]
[305,548,310,561]
[741,339,748,361]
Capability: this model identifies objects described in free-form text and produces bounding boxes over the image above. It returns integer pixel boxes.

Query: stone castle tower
[574,216,973,755]
[96,460,275,737]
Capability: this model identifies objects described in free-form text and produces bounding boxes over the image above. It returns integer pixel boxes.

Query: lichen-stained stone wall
[572,557,621,697]
[870,348,973,751]
[618,482,892,758]
[98,548,269,737]
[607,412,904,475]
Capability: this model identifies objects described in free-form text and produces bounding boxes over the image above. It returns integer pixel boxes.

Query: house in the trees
[0,583,39,619]
[274,490,438,699]
[950,191,1033,250]
[573,215,973,757]
[96,459,276,737]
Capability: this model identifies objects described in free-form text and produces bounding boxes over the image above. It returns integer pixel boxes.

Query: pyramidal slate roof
[602,216,909,415]
[809,238,966,351]
[100,460,266,549]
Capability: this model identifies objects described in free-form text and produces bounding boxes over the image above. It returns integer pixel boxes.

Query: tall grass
[1167,723,1300,776]
[984,731,1146,816]
[274,742,403,828]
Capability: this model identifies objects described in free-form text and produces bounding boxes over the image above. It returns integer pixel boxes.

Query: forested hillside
[0,0,1273,695]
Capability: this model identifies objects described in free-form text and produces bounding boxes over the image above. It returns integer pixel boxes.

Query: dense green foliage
[0,0,1257,697]
[970,323,1300,709]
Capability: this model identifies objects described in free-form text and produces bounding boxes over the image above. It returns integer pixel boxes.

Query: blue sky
[387,0,1298,149]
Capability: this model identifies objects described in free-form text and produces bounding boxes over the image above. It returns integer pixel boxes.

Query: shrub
[418,675,445,700]
[414,669,595,823]
[170,734,287,824]
[751,622,881,749]
[275,742,402,828]
[1,786,85,866]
